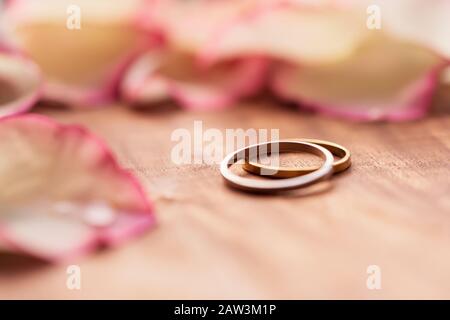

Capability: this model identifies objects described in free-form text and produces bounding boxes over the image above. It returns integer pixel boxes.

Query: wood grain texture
[0,94,449,299]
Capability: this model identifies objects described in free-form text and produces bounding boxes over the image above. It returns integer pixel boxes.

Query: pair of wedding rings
[220,139,351,193]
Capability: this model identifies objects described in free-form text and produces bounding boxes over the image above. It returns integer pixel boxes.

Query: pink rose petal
[2,0,151,107]
[121,50,268,110]
[198,0,368,66]
[0,52,42,118]
[0,114,155,262]
[138,0,263,55]
[271,34,447,121]
[345,0,450,59]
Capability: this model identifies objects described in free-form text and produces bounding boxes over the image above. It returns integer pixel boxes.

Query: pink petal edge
[271,62,447,122]
[0,50,43,118]
[0,114,156,262]
[3,0,154,108]
[198,0,290,67]
[198,0,365,67]
[41,48,147,108]
[122,52,269,110]
[169,58,269,111]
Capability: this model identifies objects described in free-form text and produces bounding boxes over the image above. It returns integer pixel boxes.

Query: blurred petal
[200,1,368,65]
[347,0,450,59]
[384,0,450,59]
[3,0,149,107]
[0,115,155,262]
[121,50,268,110]
[443,67,450,85]
[140,0,260,55]
[0,52,41,118]
[271,35,446,121]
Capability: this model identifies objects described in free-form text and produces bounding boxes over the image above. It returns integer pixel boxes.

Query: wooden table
[1,90,449,299]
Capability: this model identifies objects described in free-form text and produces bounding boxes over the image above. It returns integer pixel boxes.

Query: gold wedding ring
[220,140,334,193]
[243,139,351,178]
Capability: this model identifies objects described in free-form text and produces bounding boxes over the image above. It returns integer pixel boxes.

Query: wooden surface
[0,93,449,299]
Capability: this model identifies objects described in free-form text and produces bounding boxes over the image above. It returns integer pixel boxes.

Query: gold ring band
[220,140,334,193]
[243,139,351,179]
